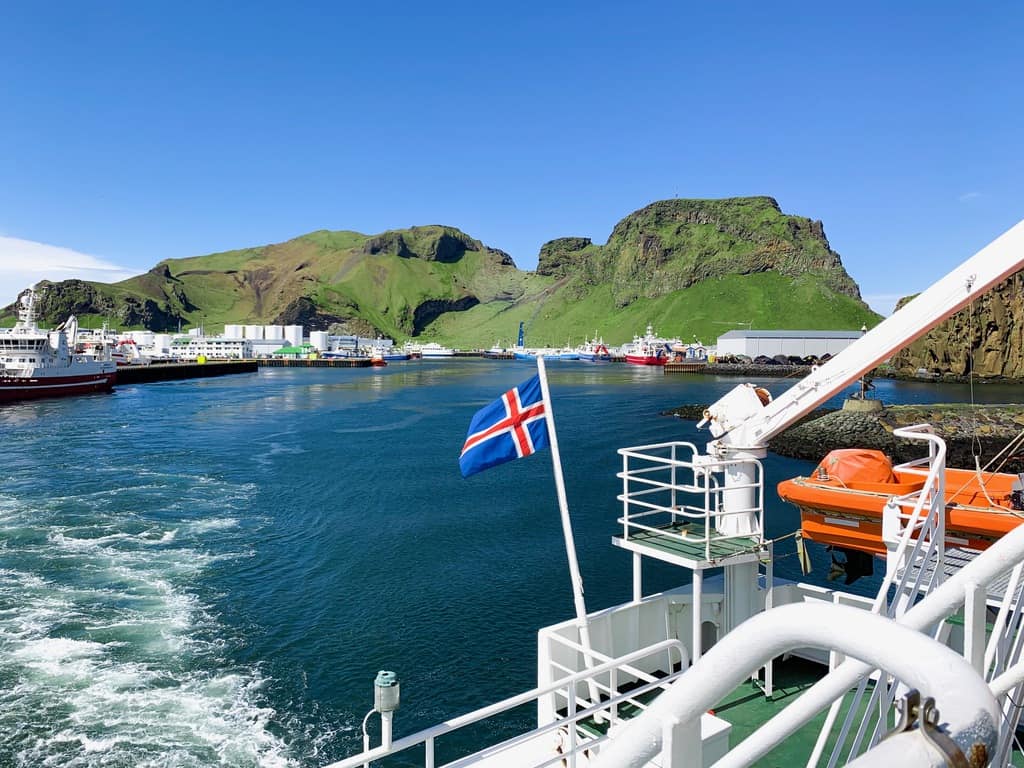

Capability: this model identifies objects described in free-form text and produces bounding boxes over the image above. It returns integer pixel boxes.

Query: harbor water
[1,361,1021,767]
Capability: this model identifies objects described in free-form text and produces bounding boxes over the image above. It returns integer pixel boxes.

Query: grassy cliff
[2,197,881,343]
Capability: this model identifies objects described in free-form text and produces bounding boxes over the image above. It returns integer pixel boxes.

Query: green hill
[2,197,881,344]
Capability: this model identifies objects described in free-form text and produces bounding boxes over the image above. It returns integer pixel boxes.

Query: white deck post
[964,581,986,674]
[633,552,643,602]
[692,569,703,662]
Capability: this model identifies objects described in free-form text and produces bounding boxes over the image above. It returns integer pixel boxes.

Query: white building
[224,324,244,339]
[263,325,283,340]
[244,324,264,340]
[714,330,864,359]
[170,336,252,360]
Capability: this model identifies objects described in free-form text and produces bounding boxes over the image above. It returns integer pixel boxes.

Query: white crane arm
[702,218,1024,453]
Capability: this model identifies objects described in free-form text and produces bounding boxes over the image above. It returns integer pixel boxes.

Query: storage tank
[309,331,329,351]
[263,325,283,340]
[244,325,264,340]
[151,333,171,351]
[224,324,243,339]
[284,325,303,347]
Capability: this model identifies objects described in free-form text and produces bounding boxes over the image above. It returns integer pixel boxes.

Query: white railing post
[692,569,703,662]
[964,581,986,674]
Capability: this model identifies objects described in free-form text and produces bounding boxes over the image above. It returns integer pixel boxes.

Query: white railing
[714,519,1024,768]
[590,602,999,768]
[323,639,687,768]
[617,441,765,562]
[810,425,950,767]
[541,628,688,730]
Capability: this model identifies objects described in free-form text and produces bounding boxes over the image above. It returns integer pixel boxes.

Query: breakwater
[669,402,1024,473]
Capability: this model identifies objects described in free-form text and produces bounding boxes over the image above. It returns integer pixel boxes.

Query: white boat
[0,287,117,402]
[417,342,456,358]
[328,219,1024,768]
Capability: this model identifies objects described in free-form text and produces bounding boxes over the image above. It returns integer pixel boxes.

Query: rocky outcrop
[769,404,1024,472]
[412,296,480,335]
[272,297,350,331]
[528,197,867,310]
[26,279,185,332]
[360,226,499,264]
[536,237,593,277]
[890,269,1024,379]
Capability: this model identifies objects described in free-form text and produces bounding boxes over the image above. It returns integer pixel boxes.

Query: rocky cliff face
[891,269,1024,378]
[536,197,863,307]
[24,279,185,331]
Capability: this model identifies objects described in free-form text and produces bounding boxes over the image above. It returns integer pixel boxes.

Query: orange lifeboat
[777,449,1024,556]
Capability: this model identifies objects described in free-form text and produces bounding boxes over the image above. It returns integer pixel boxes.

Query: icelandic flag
[459,374,549,477]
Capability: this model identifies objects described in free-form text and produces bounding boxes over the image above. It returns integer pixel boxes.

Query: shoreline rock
[668,402,1024,474]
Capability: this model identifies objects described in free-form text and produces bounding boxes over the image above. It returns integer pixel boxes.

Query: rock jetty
[668,402,1024,474]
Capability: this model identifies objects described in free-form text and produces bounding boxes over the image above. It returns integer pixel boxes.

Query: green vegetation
[1,197,882,342]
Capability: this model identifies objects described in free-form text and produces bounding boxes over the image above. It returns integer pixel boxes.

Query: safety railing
[711,517,1024,768]
[810,425,949,768]
[617,441,765,563]
[589,602,999,768]
[323,638,687,768]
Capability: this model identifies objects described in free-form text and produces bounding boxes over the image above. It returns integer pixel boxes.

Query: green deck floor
[580,656,1024,766]
[626,521,761,564]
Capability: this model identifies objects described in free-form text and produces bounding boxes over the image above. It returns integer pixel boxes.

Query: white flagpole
[535,355,602,710]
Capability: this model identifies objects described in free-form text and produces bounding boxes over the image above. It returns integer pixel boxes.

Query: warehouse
[715,329,865,359]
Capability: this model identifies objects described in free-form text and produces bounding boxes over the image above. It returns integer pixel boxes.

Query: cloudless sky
[1,1,1021,314]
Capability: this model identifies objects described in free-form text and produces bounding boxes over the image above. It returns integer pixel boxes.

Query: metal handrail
[323,638,688,768]
[591,602,998,768]
[618,441,766,561]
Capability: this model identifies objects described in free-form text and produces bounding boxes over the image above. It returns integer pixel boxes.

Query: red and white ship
[0,287,117,402]
[623,324,674,366]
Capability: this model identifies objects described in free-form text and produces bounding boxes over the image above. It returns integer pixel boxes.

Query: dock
[116,360,258,384]
[664,361,708,374]
[256,358,372,368]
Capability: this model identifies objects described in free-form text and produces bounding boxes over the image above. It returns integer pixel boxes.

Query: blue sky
[1,1,1021,315]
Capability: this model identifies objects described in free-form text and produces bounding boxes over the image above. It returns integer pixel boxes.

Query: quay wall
[116,360,258,384]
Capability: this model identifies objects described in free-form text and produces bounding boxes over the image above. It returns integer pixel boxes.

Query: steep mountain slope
[2,197,880,344]
[890,268,1024,378]
[433,197,876,345]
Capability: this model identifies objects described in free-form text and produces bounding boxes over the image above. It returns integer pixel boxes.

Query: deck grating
[625,521,761,565]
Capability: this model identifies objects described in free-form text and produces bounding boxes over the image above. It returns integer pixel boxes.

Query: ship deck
[613,521,763,569]
[577,656,1024,766]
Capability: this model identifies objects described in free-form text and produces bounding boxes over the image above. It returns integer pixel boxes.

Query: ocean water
[1,361,1020,767]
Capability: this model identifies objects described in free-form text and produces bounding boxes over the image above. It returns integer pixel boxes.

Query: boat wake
[0,478,297,768]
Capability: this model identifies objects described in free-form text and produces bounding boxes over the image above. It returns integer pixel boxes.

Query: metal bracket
[885,689,969,767]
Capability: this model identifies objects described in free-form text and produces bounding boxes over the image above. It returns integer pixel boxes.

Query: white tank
[152,334,172,354]
[244,325,264,340]
[309,331,329,351]
[263,325,283,340]
[126,330,155,346]
[284,325,303,347]
[224,324,243,339]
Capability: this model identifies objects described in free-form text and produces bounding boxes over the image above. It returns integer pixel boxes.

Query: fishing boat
[481,342,507,359]
[624,324,674,365]
[778,448,1024,556]
[0,287,117,402]
[576,335,613,362]
[330,220,1024,768]
[370,348,388,367]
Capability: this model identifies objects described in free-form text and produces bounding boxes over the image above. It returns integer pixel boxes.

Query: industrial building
[714,329,865,359]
